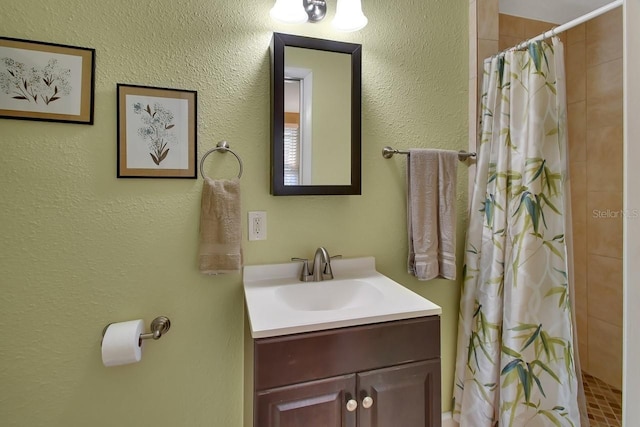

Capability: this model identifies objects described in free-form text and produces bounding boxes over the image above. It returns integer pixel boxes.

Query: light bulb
[332,0,368,32]
[270,0,309,24]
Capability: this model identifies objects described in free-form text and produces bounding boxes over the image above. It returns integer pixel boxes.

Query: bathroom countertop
[243,256,442,338]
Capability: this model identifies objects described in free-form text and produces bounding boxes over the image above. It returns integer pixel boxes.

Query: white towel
[407,149,457,280]
[198,177,242,274]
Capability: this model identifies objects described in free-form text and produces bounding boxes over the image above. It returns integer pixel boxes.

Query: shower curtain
[453,38,583,426]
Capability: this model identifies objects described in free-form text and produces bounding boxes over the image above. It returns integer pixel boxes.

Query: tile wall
[468,0,498,190]
[565,8,623,390]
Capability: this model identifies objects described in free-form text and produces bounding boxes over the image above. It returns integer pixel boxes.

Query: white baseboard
[442,412,456,427]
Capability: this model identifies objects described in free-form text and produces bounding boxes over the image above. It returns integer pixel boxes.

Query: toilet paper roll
[101,319,144,367]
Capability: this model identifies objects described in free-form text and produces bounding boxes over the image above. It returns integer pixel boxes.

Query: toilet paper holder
[102,316,171,345]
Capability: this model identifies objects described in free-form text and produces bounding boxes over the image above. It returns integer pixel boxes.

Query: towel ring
[199,141,243,179]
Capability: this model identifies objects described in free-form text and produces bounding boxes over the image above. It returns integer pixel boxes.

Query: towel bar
[382,146,476,162]
[200,140,244,179]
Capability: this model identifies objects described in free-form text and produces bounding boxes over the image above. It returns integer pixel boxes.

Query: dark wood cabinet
[357,360,441,427]
[253,316,441,427]
[256,375,357,427]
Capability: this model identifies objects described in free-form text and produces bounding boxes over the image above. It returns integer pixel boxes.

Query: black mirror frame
[270,32,362,196]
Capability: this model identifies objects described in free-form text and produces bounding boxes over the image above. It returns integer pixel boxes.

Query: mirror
[271,33,362,196]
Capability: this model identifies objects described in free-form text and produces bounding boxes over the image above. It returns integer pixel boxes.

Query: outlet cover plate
[248,211,267,241]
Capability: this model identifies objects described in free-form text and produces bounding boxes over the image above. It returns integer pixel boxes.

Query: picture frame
[0,37,95,124]
[117,84,197,179]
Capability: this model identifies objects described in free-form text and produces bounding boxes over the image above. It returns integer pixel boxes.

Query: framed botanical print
[117,84,197,178]
[0,37,95,124]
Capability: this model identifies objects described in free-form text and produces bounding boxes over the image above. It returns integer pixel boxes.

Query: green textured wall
[0,0,467,426]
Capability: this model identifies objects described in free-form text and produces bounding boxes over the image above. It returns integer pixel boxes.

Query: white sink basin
[243,256,442,338]
[275,279,384,311]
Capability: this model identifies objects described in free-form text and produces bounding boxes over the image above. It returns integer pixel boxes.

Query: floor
[583,372,623,426]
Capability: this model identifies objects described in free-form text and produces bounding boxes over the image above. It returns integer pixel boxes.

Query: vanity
[243,256,443,427]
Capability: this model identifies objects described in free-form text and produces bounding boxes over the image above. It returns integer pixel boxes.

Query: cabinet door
[255,374,357,427]
[357,360,441,427]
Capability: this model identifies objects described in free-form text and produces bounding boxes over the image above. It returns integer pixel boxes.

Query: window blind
[284,125,300,186]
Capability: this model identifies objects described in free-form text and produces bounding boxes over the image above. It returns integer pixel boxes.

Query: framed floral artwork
[117,84,197,178]
[0,37,95,124]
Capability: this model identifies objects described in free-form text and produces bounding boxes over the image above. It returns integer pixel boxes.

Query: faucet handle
[319,254,340,279]
[324,255,342,276]
[291,258,312,282]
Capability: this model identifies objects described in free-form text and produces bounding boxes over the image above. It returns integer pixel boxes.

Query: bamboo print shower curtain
[453,39,581,426]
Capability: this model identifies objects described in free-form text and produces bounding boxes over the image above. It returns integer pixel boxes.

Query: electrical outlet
[248,211,267,241]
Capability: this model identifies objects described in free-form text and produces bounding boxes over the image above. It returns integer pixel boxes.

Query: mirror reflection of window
[284,78,301,185]
[284,67,313,185]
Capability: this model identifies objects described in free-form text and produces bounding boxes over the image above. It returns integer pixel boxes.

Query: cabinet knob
[362,396,374,409]
[346,399,358,412]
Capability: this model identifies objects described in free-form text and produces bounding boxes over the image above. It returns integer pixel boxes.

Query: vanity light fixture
[269,0,368,32]
[304,0,327,22]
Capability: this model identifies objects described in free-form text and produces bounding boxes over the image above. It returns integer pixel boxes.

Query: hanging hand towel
[407,149,457,280]
[198,177,242,274]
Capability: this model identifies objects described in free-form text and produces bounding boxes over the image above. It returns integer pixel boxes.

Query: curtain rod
[505,0,622,52]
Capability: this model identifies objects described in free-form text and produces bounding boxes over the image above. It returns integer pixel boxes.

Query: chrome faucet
[292,247,340,282]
